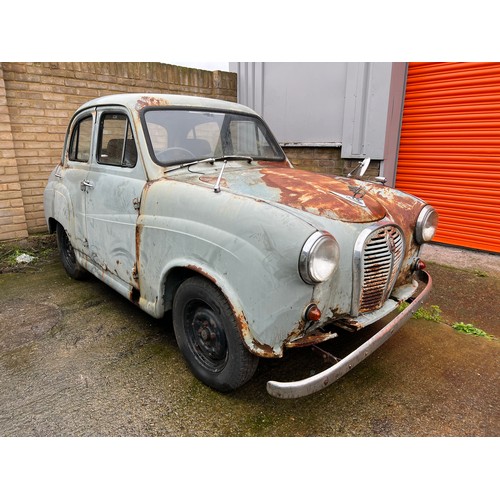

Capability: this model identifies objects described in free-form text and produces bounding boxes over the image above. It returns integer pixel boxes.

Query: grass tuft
[452,322,495,341]
[412,305,442,322]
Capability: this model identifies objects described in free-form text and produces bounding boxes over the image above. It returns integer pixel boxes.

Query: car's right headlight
[299,231,340,285]
[415,205,439,244]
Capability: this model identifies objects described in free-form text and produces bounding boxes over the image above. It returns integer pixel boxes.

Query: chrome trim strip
[266,270,431,399]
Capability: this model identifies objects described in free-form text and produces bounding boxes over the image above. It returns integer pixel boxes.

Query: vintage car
[43,93,437,398]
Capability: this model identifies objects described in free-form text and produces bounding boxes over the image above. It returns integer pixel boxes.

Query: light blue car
[44,93,437,398]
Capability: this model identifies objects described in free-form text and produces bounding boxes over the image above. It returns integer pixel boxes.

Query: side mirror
[347,157,371,178]
[358,157,371,177]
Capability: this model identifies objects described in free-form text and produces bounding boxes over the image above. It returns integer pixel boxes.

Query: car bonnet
[194,164,386,223]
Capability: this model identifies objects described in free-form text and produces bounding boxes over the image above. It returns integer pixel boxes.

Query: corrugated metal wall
[231,62,392,159]
[396,62,500,254]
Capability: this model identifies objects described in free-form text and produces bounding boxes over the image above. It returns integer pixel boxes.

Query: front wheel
[56,223,87,280]
[172,276,258,392]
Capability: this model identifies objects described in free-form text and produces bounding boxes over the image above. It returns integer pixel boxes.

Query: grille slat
[358,225,405,314]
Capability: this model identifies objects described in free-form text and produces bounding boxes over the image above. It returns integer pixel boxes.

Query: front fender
[157,257,282,357]
[137,179,317,357]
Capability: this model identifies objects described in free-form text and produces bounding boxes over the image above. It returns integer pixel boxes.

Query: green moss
[245,411,275,435]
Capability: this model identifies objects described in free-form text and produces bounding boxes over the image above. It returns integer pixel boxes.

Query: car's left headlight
[299,231,340,285]
[415,205,439,244]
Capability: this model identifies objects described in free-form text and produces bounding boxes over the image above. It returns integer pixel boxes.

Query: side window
[98,113,137,167]
[69,115,93,162]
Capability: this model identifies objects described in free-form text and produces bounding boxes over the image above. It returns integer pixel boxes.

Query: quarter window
[98,113,137,167]
[68,115,93,162]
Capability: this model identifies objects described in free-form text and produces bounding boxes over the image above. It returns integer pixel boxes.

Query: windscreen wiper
[166,155,253,173]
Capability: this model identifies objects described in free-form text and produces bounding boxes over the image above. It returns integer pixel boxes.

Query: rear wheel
[172,276,258,392]
[56,223,87,280]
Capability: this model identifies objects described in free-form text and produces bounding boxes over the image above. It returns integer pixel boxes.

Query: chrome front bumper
[267,270,432,399]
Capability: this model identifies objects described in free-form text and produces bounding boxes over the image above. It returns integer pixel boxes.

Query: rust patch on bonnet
[259,167,386,222]
[364,183,424,235]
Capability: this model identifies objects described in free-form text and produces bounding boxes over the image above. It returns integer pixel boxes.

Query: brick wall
[283,146,381,178]
[0,62,237,240]
[0,65,29,239]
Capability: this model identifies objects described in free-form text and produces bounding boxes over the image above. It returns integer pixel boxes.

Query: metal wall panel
[230,62,392,158]
[260,62,347,144]
[396,62,500,253]
[341,62,392,159]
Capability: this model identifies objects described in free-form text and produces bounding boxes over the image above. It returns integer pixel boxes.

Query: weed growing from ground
[398,302,495,341]
[473,269,488,278]
[397,303,442,321]
[452,322,495,341]
[412,305,442,322]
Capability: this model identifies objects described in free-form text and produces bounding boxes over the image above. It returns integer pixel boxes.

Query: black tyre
[172,276,259,392]
[56,223,87,280]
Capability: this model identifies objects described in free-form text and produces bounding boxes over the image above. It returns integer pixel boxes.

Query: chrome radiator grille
[355,225,405,314]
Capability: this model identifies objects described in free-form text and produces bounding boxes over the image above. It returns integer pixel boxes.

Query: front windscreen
[143,109,285,166]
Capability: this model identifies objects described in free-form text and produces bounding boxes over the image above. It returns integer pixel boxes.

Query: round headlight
[299,231,340,285]
[416,205,439,244]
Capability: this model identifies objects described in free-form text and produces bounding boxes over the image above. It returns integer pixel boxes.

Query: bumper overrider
[267,270,432,399]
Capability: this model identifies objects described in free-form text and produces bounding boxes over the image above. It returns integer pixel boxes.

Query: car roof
[75,93,258,116]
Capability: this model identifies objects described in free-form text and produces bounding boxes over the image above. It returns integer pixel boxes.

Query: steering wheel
[157,147,196,163]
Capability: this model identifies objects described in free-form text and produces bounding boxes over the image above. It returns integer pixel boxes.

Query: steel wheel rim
[185,300,228,372]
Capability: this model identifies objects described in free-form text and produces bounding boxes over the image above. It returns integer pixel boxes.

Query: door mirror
[347,157,371,178]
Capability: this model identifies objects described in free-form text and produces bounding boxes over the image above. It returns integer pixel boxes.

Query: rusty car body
[43,93,437,398]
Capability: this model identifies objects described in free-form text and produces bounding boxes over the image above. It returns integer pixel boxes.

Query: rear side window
[98,113,137,167]
[68,115,93,162]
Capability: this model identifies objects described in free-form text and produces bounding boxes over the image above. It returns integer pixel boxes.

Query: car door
[83,107,147,287]
[57,110,95,255]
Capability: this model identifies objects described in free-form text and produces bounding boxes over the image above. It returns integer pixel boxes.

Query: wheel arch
[160,262,276,358]
[48,217,59,234]
[48,186,77,243]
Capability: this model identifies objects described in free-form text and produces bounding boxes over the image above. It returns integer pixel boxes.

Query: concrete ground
[0,236,498,437]
[422,243,500,279]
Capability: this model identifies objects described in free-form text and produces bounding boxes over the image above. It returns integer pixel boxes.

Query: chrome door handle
[80,179,95,191]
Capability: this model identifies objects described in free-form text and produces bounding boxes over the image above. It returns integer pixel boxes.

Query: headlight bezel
[415,205,438,244]
[299,231,340,285]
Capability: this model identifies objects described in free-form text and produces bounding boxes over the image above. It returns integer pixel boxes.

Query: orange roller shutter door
[396,62,500,253]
